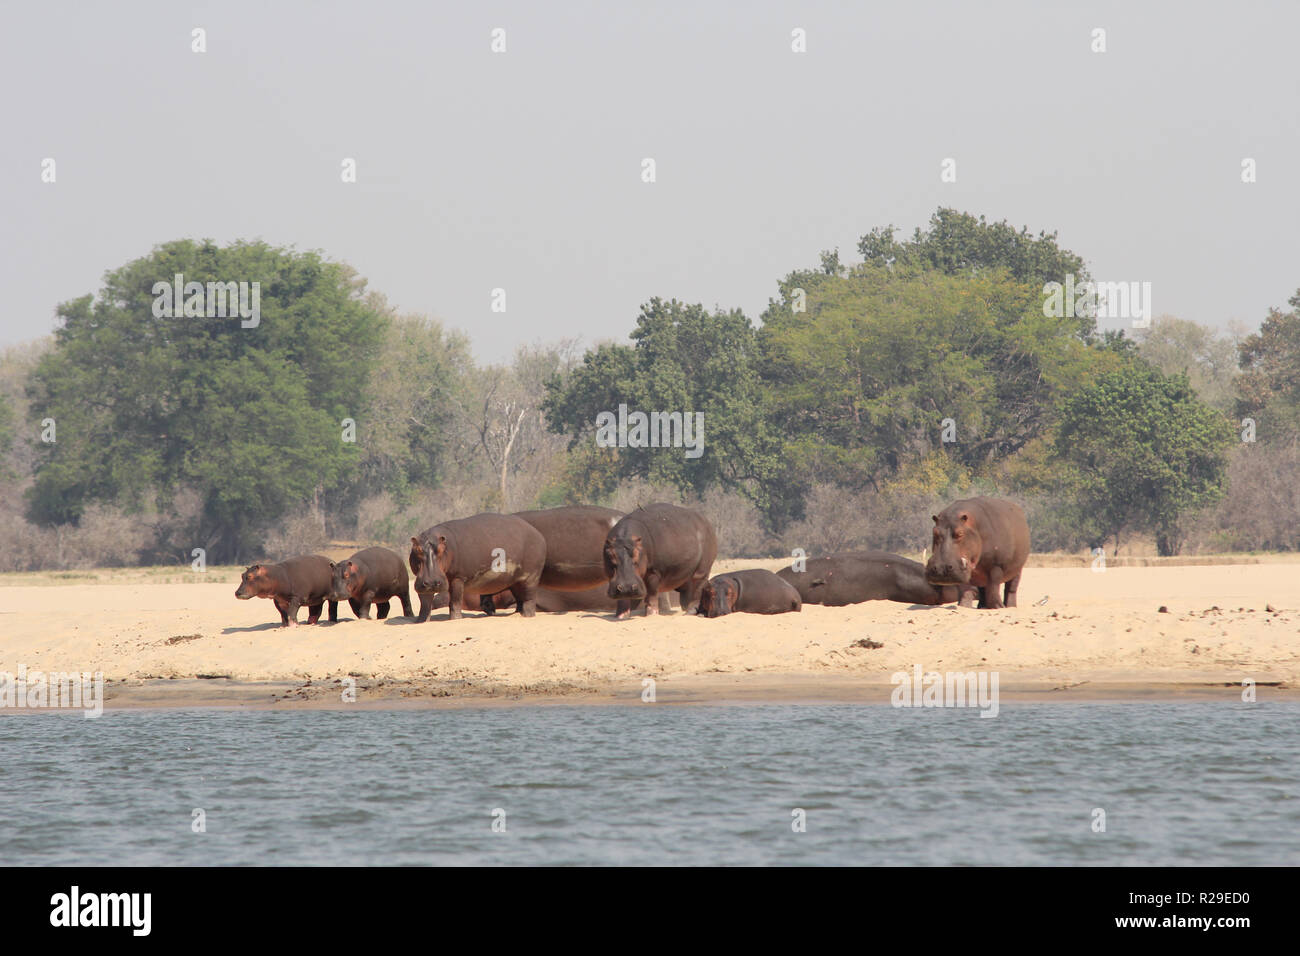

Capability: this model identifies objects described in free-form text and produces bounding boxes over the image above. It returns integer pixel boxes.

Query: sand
[1,560,1297,709]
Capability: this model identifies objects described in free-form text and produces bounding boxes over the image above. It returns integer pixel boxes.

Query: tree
[1054,362,1234,555]
[25,239,387,561]
[1236,290,1300,445]
[857,208,1092,334]
[543,298,781,505]
[757,261,1110,520]
[1136,314,1239,411]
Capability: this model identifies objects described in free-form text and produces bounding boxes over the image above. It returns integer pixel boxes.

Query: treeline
[1,211,1298,570]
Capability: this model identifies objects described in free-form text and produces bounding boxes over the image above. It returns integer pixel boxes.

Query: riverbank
[2,562,1296,711]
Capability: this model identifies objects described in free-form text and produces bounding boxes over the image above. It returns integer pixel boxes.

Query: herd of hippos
[234,497,1032,627]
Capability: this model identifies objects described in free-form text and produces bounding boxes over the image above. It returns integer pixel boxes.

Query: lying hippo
[604,503,717,618]
[330,546,414,620]
[698,569,802,617]
[777,552,955,606]
[410,512,547,620]
[924,497,1030,609]
[478,586,675,614]
[235,555,338,627]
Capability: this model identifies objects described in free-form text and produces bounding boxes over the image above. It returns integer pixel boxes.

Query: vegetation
[1,213,1296,568]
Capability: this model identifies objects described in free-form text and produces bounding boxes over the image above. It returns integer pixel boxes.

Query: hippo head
[926,510,981,586]
[410,535,450,595]
[235,564,270,600]
[698,578,736,618]
[330,560,359,602]
[604,534,647,600]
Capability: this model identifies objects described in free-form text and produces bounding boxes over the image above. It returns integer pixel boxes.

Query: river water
[2,701,1295,865]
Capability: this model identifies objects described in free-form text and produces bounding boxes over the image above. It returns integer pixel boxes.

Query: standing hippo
[409,513,547,620]
[330,547,414,620]
[235,555,338,627]
[604,503,717,618]
[778,552,955,607]
[924,497,1030,609]
[699,569,802,617]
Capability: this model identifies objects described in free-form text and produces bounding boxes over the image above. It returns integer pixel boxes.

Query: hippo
[235,555,338,627]
[924,497,1030,609]
[777,552,956,607]
[330,547,414,620]
[409,513,547,620]
[698,569,802,617]
[512,506,624,590]
[604,503,717,618]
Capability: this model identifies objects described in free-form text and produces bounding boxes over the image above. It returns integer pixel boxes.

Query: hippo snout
[925,554,971,585]
[608,578,645,599]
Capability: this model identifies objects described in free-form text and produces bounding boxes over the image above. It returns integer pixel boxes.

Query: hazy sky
[2,1,1297,361]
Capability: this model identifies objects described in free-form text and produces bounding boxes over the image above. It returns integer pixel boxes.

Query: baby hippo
[330,547,414,620]
[698,569,802,618]
[235,555,338,627]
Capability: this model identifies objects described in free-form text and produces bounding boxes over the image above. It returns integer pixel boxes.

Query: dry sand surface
[1,559,1297,709]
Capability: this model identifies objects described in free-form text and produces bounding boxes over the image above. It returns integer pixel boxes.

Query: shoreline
[1,672,1293,714]
[3,563,1296,713]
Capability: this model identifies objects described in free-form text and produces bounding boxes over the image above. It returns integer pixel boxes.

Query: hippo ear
[329,561,336,570]
[931,515,938,524]
[410,537,421,550]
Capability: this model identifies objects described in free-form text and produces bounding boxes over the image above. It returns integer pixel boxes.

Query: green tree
[25,239,387,561]
[757,261,1109,522]
[857,208,1092,333]
[1236,290,1300,444]
[1054,362,1234,555]
[543,298,781,505]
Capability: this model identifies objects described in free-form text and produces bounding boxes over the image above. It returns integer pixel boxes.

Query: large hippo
[512,506,624,590]
[330,547,414,620]
[698,569,802,617]
[924,497,1030,609]
[409,513,547,620]
[604,503,717,618]
[235,555,338,627]
[777,552,955,607]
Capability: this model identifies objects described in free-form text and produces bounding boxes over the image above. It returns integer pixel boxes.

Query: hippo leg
[982,569,1006,610]
[509,582,537,617]
[399,592,414,618]
[1003,573,1020,608]
[416,594,432,623]
[349,598,363,618]
[357,596,373,619]
[328,600,338,623]
[957,585,979,608]
[274,596,292,627]
[657,594,672,614]
[447,579,465,620]
[479,594,497,616]
[642,572,663,616]
[677,575,706,615]
[375,600,390,619]
[306,602,324,624]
